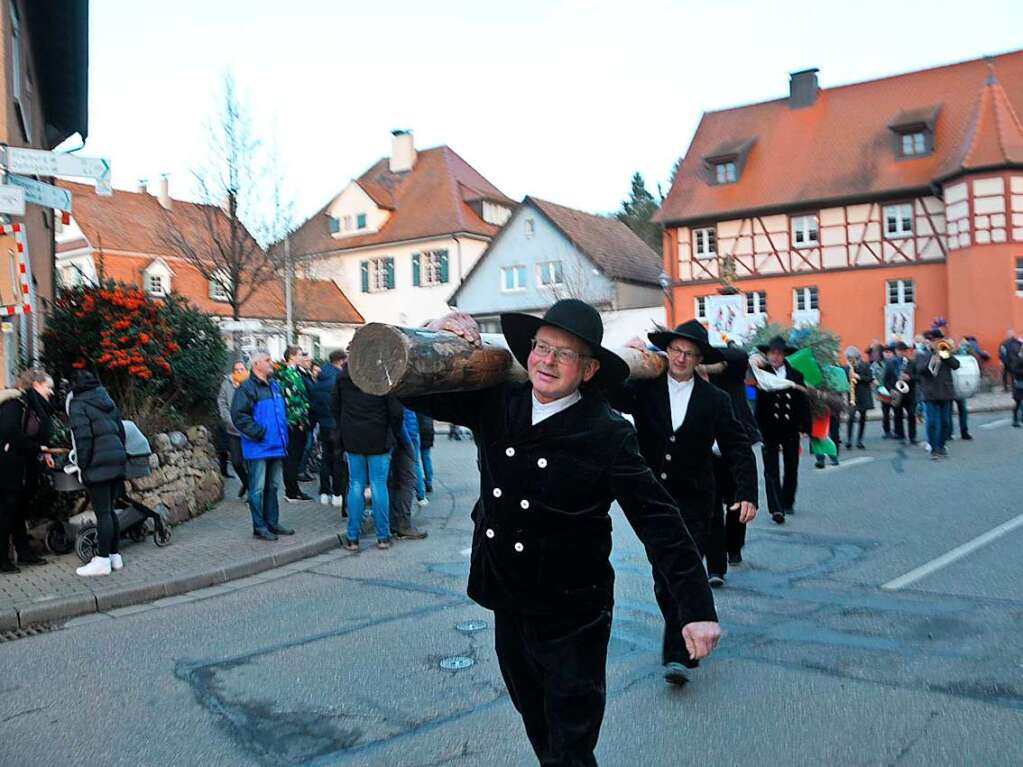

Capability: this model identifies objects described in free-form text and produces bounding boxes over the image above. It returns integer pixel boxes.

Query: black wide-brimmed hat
[923,328,945,340]
[893,341,910,351]
[501,299,629,389]
[756,335,799,355]
[648,320,724,364]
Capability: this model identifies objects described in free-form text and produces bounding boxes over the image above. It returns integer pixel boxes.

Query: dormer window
[356,213,367,230]
[209,272,232,302]
[888,105,939,159]
[145,273,166,297]
[715,162,737,184]
[901,132,927,156]
[143,258,173,297]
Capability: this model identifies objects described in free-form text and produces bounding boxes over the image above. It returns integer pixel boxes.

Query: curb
[864,400,1014,422]
[9,533,343,631]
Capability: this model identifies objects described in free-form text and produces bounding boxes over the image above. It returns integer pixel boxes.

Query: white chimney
[389,129,416,173]
[136,179,148,194]
[158,174,172,210]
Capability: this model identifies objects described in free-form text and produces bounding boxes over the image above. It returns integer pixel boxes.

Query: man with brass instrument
[876,345,897,438]
[843,346,874,450]
[917,329,960,459]
[886,342,918,444]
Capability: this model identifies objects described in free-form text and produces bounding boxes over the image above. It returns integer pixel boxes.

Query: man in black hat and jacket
[885,342,918,444]
[751,336,811,524]
[610,320,756,686]
[404,299,719,767]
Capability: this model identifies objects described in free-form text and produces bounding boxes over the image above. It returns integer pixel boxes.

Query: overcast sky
[79,0,1023,224]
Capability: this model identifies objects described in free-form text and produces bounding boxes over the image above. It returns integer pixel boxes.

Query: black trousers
[495,609,611,767]
[846,410,866,444]
[762,435,800,515]
[86,480,121,557]
[0,487,33,564]
[706,456,744,577]
[893,397,917,441]
[828,412,842,459]
[318,432,348,499]
[881,403,892,435]
[284,425,307,497]
[227,434,249,490]
[388,440,416,533]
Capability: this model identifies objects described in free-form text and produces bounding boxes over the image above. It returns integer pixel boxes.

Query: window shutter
[328,217,340,234]
[438,250,449,283]
[360,260,369,293]
[412,253,421,286]
[385,257,395,290]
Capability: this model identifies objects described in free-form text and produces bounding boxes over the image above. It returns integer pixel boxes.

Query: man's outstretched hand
[427,312,482,347]
[682,621,722,660]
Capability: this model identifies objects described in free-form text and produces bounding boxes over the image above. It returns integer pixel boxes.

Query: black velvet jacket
[404,382,717,625]
[755,362,811,442]
[608,374,758,514]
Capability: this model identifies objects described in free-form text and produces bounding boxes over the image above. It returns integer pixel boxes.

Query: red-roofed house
[655,50,1023,359]
[288,131,514,327]
[55,180,364,360]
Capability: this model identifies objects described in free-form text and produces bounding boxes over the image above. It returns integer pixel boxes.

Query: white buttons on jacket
[537,458,548,468]
[665,454,672,461]
[485,528,495,539]
[520,500,530,510]
[669,436,676,443]
[660,472,668,480]
[505,447,515,457]
[493,488,503,498]
[514,542,524,553]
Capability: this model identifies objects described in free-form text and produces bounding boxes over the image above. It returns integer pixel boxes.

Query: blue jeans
[421,447,433,488]
[246,458,283,532]
[346,452,392,542]
[924,401,952,454]
[414,445,427,500]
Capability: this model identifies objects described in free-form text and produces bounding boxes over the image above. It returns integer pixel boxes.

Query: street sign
[0,185,25,215]
[219,319,262,332]
[6,174,70,211]
[1,147,112,197]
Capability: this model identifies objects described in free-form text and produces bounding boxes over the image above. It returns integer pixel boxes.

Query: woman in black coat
[0,370,56,572]
[67,371,127,577]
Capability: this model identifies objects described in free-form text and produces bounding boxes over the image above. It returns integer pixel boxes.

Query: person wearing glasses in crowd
[403,299,719,767]
[611,320,756,686]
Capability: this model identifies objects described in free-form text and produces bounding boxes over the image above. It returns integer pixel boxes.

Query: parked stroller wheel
[45,523,74,555]
[75,526,98,563]
[129,526,147,543]
[154,525,172,547]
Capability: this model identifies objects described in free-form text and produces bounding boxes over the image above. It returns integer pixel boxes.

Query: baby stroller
[52,420,172,562]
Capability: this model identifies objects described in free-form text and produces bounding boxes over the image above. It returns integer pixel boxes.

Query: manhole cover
[455,620,488,634]
[439,656,474,671]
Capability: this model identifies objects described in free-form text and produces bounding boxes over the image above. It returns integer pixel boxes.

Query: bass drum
[952,354,980,399]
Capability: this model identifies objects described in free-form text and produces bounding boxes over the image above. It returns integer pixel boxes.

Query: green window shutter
[438,250,449,283]
[385,257,395,290]
[360,260,369,292]
[412,253,421,286]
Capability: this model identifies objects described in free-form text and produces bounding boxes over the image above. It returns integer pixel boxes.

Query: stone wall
[128,425,224,525]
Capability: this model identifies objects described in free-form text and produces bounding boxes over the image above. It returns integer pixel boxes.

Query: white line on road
[979,418,1011,430]
[882,512,1023,591]
[825,456,875,472]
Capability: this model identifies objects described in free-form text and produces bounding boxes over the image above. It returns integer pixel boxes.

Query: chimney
[389,129,416,173]
[136,179,148,194]
[157,174,172,210]
[789,68,819,109]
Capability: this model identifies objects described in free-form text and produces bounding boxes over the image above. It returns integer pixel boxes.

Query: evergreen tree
[616,172,662,255]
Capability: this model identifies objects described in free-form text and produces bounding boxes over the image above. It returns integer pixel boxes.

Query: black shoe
[340,534,359,552]
[253,529,278,541]
[0,561,20,573]
[663,662,689,686]
[814,457,825,469]
[882,433,891,440]
[395,527,428,540]
[772,512,785,525]
[284,492,313,503]
[708,574,725,588]
[425,483,433,494]
[727,552,742,566]
[830,457,840,466]
[844,441,852,449]
[856,442,865,449]
[297,473,315,482]
[270,525,295,536]
[1013,421,1021,428]
[961,433,973,441]
[237,485,247,499]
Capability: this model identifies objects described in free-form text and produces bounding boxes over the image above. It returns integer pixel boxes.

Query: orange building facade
[655,51,1023,363]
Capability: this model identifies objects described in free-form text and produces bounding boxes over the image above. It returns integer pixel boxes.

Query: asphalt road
[2,412,1022,766]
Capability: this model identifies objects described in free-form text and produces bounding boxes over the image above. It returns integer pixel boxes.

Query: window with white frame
[886,279,914,305]
[793,286,818,311]
[746,290,767,315]
[537,260,564,287]
[900,132,928,157]
[209,274,232,302]
[693,227,716,258]
[791,215,819,247]
[1015,258,1023,293]
[501,265,526,291]
[524,218,536,238]
[715,161,737,184]
[145,272,167,297]
[884,203,914,238]
[418,250,449,286]
[367,257,392,292]
[695,296,707,321]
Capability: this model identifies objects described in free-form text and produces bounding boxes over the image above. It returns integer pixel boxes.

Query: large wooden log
[347,322,667,397]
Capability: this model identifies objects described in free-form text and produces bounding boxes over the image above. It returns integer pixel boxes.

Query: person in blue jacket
[231,351,294,541]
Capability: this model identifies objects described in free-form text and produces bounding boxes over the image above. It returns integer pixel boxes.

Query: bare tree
[160,73,293,328]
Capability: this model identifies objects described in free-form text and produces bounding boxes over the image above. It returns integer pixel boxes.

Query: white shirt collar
[531,390,582,425]
[772,364,787,380]
[666,374,696,431]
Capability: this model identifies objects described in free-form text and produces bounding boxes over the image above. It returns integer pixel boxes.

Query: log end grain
[347,323,411,396]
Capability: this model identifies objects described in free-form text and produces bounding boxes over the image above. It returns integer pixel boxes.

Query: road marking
[979,418,1011,430]
[825,456,874,472]
[882,512,1023,591]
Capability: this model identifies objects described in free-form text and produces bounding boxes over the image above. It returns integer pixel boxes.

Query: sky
[79,0,1023,226]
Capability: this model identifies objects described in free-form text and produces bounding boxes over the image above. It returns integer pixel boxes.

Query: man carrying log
[401,299,720,767]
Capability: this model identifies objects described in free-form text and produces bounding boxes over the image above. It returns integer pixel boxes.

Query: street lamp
[658,271,676,326]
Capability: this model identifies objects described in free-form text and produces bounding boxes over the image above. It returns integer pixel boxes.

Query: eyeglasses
[530,338,591,365]
[665,348,700,360]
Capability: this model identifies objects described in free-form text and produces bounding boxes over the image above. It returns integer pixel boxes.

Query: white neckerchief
[773,364,788,381]
[531,391,582,425]
[666,374,696,432]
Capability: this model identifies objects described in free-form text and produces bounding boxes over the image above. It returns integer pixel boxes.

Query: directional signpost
[0,146,112,197]
[0,185,25,216]
[6,174,70,211]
